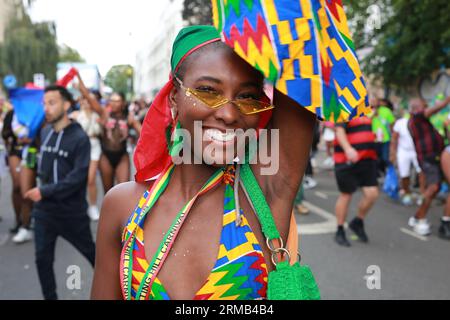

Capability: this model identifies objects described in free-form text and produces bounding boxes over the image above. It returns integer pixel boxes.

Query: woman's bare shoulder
[101,180,154,227]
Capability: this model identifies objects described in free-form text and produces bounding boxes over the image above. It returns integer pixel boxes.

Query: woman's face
[109,93,124,114]
[171,44,264,166]
[79,94,95,111]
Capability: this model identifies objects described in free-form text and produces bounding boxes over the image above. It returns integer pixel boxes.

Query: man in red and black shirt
[333,116,379,247]
[407,96,450,236]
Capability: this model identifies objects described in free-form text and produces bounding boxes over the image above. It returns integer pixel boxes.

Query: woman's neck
[171,162,220,200]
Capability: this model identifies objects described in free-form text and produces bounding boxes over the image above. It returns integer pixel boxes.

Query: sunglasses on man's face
[174,76,273,115]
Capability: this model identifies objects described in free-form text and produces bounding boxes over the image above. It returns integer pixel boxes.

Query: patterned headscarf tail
[212,0,371,123]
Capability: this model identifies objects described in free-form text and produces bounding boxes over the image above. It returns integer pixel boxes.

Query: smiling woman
[170,41,269,166]
[90,25,316,300]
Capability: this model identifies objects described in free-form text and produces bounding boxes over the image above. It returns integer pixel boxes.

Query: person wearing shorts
[390,116,425,205]
[71,93,103,221]
[2,109,41,243]
[333,116,379,247]
[407,96,450,236]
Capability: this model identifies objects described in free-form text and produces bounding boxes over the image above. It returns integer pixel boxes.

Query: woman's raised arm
[252,90,316,241]
[75,71,107,123]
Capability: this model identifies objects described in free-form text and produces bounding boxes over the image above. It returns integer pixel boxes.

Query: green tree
[182,0,212,26]
[58,44,85,63]
[345,0,393,49]
[345,0,450,90]
[104,64,134,99]
[0,6,58,86]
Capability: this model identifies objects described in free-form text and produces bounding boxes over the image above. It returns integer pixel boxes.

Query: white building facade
[134,0,185,100]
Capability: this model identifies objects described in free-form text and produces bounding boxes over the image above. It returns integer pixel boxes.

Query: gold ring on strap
[266,237,284,252]
[271,247,291,266]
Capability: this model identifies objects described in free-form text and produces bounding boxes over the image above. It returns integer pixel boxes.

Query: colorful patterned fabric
[121,165,268,300]
[212,0,370,122]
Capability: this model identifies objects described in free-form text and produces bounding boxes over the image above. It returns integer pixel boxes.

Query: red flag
[56,67,78,87]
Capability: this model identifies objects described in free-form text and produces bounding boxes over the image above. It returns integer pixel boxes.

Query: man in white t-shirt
[390,115,425,205]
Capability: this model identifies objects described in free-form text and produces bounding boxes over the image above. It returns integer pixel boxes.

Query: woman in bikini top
[76,74,141,194]
[90,25,316,300]
[71,93,103,220]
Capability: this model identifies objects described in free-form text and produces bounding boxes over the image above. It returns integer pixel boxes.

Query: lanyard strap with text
[133,165,226,300]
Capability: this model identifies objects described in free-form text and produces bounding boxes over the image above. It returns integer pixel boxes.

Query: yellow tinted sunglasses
[174,76,274,115]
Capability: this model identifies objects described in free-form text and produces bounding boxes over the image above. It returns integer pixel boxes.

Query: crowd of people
[1,74,150,238]
[294,95,450,245]
[1,78,449,299]
[0,0,447,301]
[2,61,450,303]
[0,74,151,299]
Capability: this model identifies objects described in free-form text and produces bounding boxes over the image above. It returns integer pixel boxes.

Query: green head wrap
[170,25,221,73]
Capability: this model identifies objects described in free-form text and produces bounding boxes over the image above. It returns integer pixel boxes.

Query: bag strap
[239,162,280,240]
[239,162,304,266]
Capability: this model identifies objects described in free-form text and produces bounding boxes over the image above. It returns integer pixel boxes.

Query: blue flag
[9,88,45,139]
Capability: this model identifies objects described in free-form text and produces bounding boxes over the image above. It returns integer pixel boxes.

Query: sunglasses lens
[191,90,228,108]
[234,99,273,114]
[187,86,273,115]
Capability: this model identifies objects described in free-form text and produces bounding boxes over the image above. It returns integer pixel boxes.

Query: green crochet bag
[239,163,320,300]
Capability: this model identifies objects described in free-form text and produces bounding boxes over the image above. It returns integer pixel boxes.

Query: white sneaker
[303,176,318,190]
[408,216,418,227]
[12,227,32,244]
[88,206,100,222]
[413,219,431,236]
[322,157,334,169]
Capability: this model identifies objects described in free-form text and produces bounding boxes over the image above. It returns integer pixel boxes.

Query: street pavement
[0,146,449,300]
[0,171,96,300]
[298,150,450,300]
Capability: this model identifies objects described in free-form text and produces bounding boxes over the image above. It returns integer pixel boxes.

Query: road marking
[314,191,328,200]
[297,201,338,235]
[0,233,9,246]
[399,228,428,241]
[302,201,335,220]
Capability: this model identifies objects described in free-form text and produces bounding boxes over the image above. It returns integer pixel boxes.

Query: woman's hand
[76,71,106,120]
